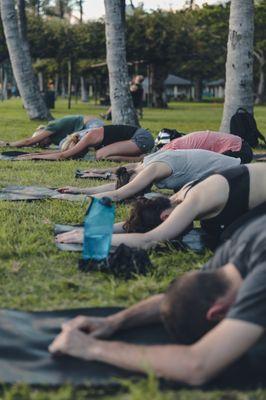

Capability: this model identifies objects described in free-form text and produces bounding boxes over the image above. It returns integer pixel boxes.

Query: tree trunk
[38,72,44,92]
[80,76,88,102]
[54,73,59,97]
[0,65,3,101]
[104,0,139,126]
[61,76,67,98]
[67,60,72,109]
[220,0,254,132]
[0,0,51,120]
[78,0,83,22]
[254,50,265,104]
[3,66,8,99]
[150,64,168,108]
[194,77,203,102]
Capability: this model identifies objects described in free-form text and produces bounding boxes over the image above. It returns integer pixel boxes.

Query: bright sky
[83,0,224,20]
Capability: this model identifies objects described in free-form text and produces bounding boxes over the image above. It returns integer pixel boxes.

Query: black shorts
[101,125,154,153]
[222,140,253,164]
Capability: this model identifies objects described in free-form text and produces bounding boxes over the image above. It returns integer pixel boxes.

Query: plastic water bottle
[82,197,115,262]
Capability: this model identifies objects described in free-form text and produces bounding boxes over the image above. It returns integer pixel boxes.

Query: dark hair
[160,270,229,344]
[115,167,151,196]
[123,196,171,233]
[115,167,132,189]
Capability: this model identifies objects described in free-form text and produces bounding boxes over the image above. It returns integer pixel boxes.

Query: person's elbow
[140,232,157,249]
[182,348,210,386]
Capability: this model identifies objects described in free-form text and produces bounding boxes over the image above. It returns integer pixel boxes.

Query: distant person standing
[100,75,144,120]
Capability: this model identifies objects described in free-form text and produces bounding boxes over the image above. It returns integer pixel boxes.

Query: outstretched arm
[50,319,263,385]
[17,133,96,160]
[94,162,171,201]
[55,221,127,244]
[58,183,116,195]
[7,130,52,147]
[59,294,164,338]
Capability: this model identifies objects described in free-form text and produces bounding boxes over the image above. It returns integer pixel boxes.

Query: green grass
[0,98,265,399]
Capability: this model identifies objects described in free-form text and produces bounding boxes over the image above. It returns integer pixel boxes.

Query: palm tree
[220,0,254,132]
[0,0,52,120]
[104,0,139,126]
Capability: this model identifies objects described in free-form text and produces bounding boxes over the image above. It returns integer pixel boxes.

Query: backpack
[154,128,185,149]
[230,108,266,148]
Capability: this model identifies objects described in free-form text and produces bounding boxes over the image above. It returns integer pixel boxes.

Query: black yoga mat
[54,224,215,253]
[0,307,170,386]
[0,150,30,160]
[0,307,265,389]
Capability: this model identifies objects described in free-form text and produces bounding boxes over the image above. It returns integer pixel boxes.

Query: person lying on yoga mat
[70,130,253,179]
[14,125,154,161]
[56,163,266,247]
[159,130,253,164]
[0,115,104,148]
[50,216,266,386]
[59,149,240,197]
[103,129,253,164]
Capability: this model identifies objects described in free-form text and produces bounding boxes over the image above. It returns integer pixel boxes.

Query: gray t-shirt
[143,149,240,190]
[202,216,266,363]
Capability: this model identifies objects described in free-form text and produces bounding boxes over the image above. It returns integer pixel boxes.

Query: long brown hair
[123,196,171,233]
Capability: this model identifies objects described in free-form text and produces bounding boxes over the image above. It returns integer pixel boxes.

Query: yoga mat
[0,307,265,388]
[0,150,30,160]
[54,225,213,253]
[75,170,117,180]
[0,186,86,202]
[253,152,266,162]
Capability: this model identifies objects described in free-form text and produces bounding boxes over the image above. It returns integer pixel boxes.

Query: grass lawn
[0,98,265,399]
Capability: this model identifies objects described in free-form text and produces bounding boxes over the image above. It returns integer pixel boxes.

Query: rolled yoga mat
[0,307,265,388]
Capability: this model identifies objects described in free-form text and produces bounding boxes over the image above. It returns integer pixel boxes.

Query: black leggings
[223,141,253,164]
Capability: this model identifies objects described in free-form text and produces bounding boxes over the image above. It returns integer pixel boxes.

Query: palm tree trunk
[254,50,265,104]
[104,0,139,126]
[220,0,254,132]
[0,0,52,120]
[80,76,88,102]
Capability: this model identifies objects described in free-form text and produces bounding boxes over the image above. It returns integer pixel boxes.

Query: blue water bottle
[81,197,115,269]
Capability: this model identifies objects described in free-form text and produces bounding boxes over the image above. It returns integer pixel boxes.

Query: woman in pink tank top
[161,131,253,163]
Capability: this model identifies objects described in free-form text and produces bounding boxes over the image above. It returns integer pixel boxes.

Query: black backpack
[230,108,266,148]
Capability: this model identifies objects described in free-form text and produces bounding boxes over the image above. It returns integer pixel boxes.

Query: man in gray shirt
[50,216,266,386]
